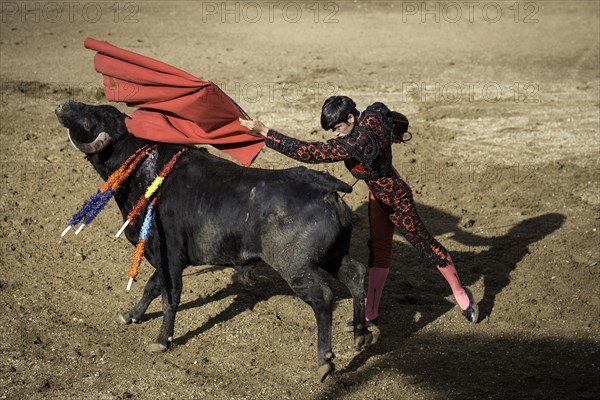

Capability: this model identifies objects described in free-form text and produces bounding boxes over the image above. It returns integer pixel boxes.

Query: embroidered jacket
[265,102,396,180]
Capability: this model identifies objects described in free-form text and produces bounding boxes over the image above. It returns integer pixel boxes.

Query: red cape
[84,37,264,166]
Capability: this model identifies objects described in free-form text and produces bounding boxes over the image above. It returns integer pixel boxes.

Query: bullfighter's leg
[118,270,162,325]
[364,192,395,322]
[338,256,372,349]
[286,272,335,382]
[146,262,184,352]
[383,185,476,321]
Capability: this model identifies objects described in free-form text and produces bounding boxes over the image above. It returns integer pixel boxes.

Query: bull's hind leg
[338,256,373,349]
[118,270,162,325]
[286,272,335,382]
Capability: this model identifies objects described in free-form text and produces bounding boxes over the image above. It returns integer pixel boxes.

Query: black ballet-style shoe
[462,287,479,323]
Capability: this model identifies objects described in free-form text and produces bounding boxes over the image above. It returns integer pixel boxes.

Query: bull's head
[55,101,128,154]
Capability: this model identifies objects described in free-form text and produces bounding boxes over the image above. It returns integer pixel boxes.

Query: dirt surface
[1,1,599,399]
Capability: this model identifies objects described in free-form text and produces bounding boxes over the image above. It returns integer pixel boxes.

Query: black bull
[55,101,372,381]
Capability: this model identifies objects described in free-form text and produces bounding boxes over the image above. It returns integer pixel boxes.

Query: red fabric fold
[84,37,264,166]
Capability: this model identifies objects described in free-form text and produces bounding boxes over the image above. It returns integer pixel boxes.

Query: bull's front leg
[118,270,162,325]
[147,263,184,353]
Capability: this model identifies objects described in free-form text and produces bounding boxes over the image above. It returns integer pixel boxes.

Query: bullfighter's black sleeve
[265,129,353,163]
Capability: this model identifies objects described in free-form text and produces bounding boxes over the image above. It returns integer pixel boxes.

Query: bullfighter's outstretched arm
[264,129,353,164]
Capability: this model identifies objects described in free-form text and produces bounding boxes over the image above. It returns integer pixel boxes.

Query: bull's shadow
[140,263,299,346]
[140,199,564,351]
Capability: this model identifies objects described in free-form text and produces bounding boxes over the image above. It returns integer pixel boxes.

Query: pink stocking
[437,255,469,310]
[365,267,390,321]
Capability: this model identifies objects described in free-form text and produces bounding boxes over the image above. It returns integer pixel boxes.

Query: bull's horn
[68,131,111,154]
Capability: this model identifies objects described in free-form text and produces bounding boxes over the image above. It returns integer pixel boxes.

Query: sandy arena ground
[1,1,599,399]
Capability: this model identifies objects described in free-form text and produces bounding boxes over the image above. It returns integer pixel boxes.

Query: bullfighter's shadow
[331,202,565,376]
[140,200,564,352]
[347,202,566,326]
[312,206,593,400]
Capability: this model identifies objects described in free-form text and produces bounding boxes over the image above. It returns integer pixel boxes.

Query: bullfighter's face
[332,114,356,138]
[55,101,127,154]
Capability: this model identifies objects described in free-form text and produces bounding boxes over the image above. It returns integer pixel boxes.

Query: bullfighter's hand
[239,118,269,137]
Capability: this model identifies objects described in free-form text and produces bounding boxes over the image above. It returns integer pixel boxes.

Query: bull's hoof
[355,331,373,350]
[117,311,142,325]
[117,312,132,325]
[317,362,334,382]
[355,335,364,349]
[117,312,140,325]
[146,342,168,353]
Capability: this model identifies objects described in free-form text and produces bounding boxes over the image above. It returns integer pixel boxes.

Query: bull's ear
[116,113,129,135]
[69,131,112,154]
